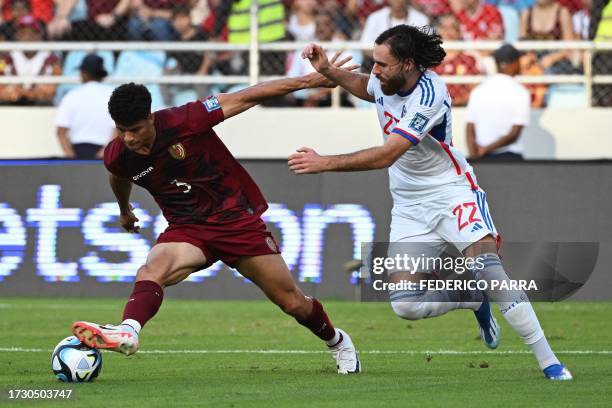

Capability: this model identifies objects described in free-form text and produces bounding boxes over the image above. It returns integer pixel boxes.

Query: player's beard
[380,72,405,95]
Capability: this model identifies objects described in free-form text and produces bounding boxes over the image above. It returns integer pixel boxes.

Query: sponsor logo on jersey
[133,166,154,181]
[203,95,221,112]
[168,143,186,160]
[401,105,407,118]
[265,237,278,252]
[408,113,429,133]
[376,96,384,106]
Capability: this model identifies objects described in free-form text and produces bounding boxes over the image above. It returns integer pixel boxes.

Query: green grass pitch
[1,298,611,407]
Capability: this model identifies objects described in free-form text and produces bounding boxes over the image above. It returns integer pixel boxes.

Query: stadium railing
[0,40,610,108]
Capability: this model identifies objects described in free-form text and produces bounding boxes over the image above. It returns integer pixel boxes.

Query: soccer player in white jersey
[288,25,572,380]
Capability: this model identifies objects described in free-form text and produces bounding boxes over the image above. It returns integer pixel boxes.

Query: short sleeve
[159,96,225,135]
[55,92,73,127]
[367,74,376,97]
[103,139,124,177]
[464,86,481,123]
[391,95,447,146]
[513,88,531,126]
[189,96,225,133]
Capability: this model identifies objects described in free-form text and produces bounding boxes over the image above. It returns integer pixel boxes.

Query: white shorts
[388,183,498,268]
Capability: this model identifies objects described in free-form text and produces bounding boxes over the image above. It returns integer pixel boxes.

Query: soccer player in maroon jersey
[71,64,361,374]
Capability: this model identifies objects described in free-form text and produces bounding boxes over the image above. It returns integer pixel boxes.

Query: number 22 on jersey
[452,202,482,231]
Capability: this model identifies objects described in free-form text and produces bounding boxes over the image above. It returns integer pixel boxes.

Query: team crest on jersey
[168,143,186,160]
[265,237,278,253]
[203,95,221,112]
[408,113,429,133]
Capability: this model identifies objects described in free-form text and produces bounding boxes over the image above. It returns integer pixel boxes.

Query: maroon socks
[122,280,164,329]
[296,298,337,342]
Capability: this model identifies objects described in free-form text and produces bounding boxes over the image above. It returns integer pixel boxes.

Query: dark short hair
[108,83,151,126]
[375,25,446,70]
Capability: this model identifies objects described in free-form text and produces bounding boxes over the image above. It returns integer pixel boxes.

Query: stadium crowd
[0,0,610,108]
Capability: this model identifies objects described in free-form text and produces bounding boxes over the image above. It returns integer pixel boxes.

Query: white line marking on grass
[2,347,612,355]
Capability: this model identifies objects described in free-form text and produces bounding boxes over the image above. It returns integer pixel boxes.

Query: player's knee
[390,300,427,321]
[278,292,308,318]
[135,264,167,286]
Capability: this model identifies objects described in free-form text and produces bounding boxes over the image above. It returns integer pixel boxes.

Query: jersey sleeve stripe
[423,75,431,106]
[418,83,426,105]
[425,77,435,107]
[392,128,420,145]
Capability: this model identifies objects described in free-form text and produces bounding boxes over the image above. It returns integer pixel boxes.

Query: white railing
[0,40,610,107]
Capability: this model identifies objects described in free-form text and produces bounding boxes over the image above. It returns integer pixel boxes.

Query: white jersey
[367,70,478,210]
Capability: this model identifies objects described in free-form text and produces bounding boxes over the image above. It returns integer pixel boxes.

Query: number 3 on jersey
[452,202,482,231]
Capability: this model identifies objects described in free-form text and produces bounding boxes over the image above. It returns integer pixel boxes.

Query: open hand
[307,50,360,88]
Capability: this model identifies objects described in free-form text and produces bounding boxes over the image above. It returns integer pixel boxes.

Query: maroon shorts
[156,216,281,268]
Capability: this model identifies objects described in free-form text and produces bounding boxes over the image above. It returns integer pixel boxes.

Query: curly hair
[375,25,446,70]
[108,83,152,126]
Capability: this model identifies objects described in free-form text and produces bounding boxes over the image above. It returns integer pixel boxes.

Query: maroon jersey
[104,96,268,225]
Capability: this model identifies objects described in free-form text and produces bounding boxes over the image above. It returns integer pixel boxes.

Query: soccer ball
[51,336,102,382]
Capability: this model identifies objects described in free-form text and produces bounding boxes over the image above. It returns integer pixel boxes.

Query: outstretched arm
[302,43,374,103]
[217,54,358,120]
[288,134,412,173]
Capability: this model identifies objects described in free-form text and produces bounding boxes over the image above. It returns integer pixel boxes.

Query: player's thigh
[437,188,499,254]
[235,254,309,317]
[137,242,207,286]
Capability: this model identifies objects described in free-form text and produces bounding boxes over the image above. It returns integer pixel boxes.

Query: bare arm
[481,125,524,155]
[288,134,412,173]
[466,122,479,158]
[216,54,358,119]
[57,127,76,158]
[109,173,141,232]
[216,74,323,119]
[302,43,374,103]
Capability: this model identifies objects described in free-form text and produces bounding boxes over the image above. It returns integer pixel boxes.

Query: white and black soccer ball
[51,336,102,382]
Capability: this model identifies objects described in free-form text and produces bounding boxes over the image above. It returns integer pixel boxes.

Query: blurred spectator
[433,14,482,106]
[129,0,188,41]
[486,0,533,13]
[286,10,358,107]
[412,0,453,17]
[573,0,592,38]
[487,0,533,41]
[55,54,115,159]
[519,51,547,107]
[213,0,286,77]
[339,0,385,30]
[163,5,212,104]
[360,0,430,46]
[360,0,429,72]
[466,44,530,160]
[0,0,32,40]
[558,0,583,13]
[49,0,131,41]
[317,0,356,41]
[0,15,61,106]
[1,0,53,24]
[455,0,505,40]
[288,0,316,41]
[519,0,575,74]
[591,0,612,106]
